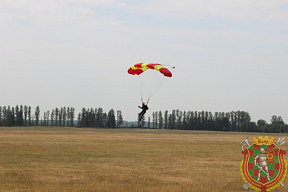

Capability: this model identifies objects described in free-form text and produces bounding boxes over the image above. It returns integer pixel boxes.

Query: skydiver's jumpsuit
[138,104,148,121]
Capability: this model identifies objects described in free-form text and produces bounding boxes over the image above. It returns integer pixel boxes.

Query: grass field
[0,127,288,192]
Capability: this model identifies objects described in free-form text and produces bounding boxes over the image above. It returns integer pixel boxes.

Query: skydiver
[138,102,149,121]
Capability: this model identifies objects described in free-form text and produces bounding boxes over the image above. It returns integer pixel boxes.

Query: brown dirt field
[0,127,287,192]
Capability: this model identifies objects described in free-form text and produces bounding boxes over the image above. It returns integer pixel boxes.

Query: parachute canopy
[127,63,173,103]
[128,63,172,78]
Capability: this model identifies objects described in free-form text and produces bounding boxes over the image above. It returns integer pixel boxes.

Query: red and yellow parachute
[128,63,172,78]
[127,63,173,103]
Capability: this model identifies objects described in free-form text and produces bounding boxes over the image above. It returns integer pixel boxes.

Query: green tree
[35,106,40,126]
[270,115,285,133]
[147,116,151,128]
[6,106,13,127]
[102,112,107,127]
[96,108,104,127]
[116,110,123,128]
[55,108,59,126]
[50,109,55,126]
[28,106,31,126]
[2,106,7,126]
[189,111,194,130]
[176,110,182,130]
[24,106,28,126]
[164,110,168,129]
[171,110,176,129]
[158,111,163,129]
[15,105,19,126]
[77,113,82,128]
[45,110,50,127]
[154,111,158,129]
[81,108,87,127]
[152,111,158,129]
[168,114,173,129]
[19,105,24,126]
[59,107,63,127]
[141,115,145,128]
[11,107,15,126]
[70,107,75,127]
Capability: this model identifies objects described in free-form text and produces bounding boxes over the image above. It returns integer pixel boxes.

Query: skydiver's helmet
[142,102,145,106]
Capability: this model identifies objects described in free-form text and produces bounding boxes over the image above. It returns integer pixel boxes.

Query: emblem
[240,136,287,192]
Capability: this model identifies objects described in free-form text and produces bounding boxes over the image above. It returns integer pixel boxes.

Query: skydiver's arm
[138,106,142,109]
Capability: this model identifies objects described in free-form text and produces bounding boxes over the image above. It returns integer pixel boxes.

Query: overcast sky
[1,0,288,122]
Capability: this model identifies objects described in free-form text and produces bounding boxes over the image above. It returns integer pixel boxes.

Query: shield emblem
[240,136,287,192]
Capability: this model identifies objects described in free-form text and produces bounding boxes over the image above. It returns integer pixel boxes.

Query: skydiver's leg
[139,113,143,121]
[139,110,145,120]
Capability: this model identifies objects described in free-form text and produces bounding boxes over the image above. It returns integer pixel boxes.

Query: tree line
[0,105,123,128]
[140,110,288,133]
[0,105,287,133]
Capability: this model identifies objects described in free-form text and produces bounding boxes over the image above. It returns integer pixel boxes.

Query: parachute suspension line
[146,69,159,102]
[162,64,175,69]
[134,73,146,104]
[146,75,166,103]
[137,69,152,104]
[146,69,156,103]
[145,68,170,104]
[135,75,142,101]
[137,69,162,104]
[141,98,149,104]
